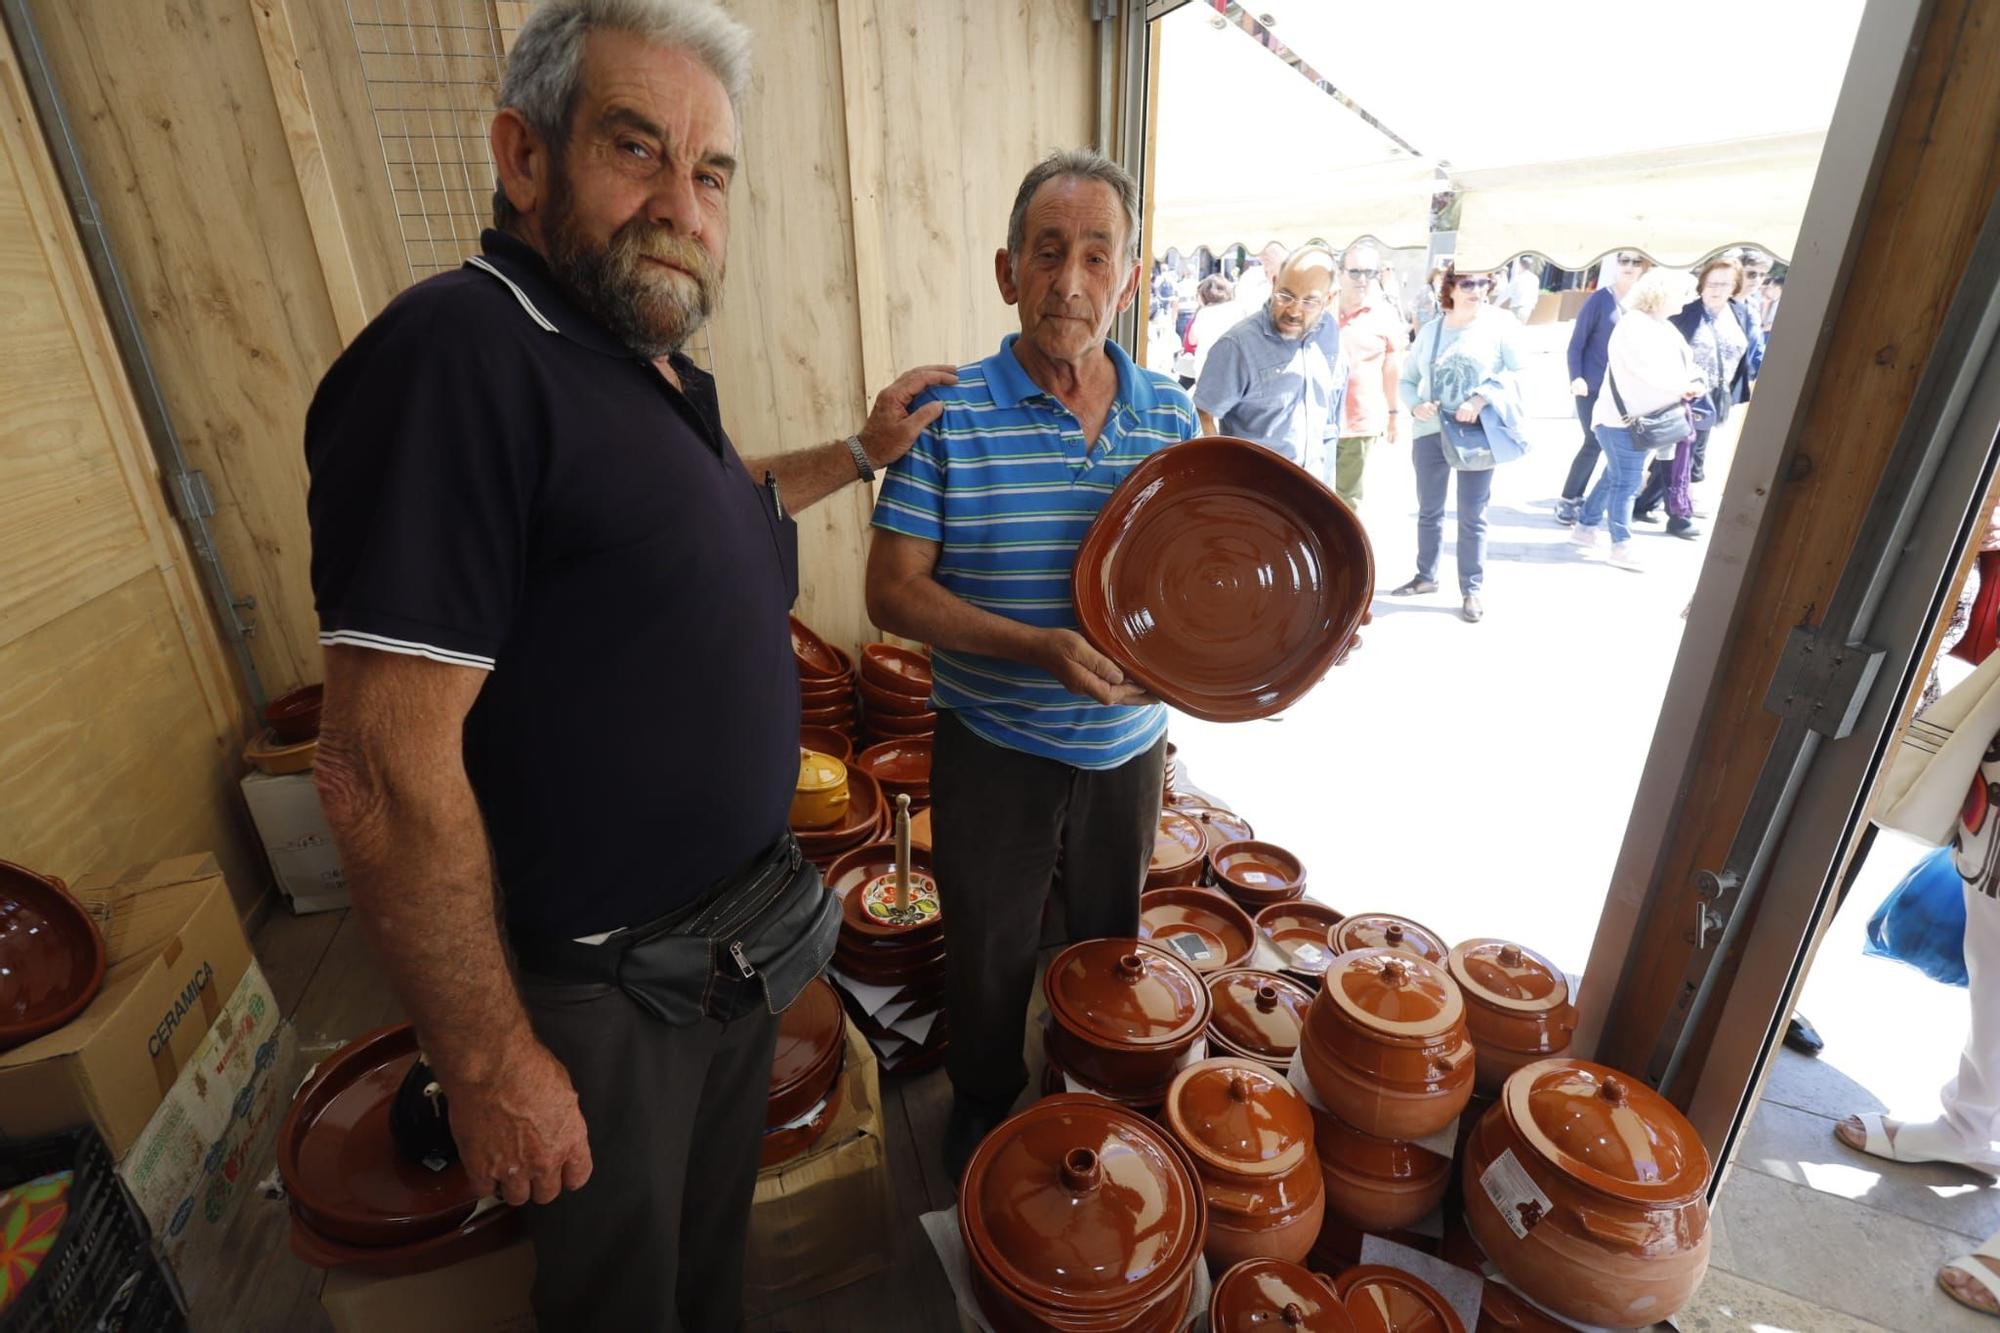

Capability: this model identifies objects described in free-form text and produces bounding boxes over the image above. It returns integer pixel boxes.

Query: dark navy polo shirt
[306,229,800,943]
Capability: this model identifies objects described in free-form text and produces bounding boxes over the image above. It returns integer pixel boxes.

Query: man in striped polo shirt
[866,149,1198,1180]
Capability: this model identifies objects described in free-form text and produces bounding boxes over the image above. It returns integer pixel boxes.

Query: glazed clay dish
[1071,436,1372,722]
[0,860,106,1053]
[1138,886,1256,974]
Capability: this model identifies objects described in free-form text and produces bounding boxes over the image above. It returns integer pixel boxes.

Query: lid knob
[1282,1303,1308,1327]
[1060,1147,1102,1194]
[1498,944,1523,966]
[1380,957,1409,986]
[1255,983,1280,1013]
[1116,952,1146,981]
[1601,1076,1630,1106]
[1385,923,1406,944]
[1228,1073,1253,1103]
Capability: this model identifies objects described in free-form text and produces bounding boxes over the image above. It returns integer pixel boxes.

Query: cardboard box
[240,769,351,913]
[744,1018,892,1317]
[119,961,299,1268]
[320,1238,537,1333]
[0,854,253,1156]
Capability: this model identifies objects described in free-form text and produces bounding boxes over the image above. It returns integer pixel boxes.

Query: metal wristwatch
[845,434,875,482]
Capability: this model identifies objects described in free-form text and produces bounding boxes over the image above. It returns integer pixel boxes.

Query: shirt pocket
[759,475,801,606]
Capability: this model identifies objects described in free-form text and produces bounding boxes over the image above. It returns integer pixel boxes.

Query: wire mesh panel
[345,0,530,281]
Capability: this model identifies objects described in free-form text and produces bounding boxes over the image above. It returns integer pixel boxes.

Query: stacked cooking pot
[1204,968,1314,1073]
[823,835,948,1076]
[857,643,935,746]
[1040,938,1209,1112]
[762,977,848,1167]
[853,736,932,813]
[1162,1058,1325,1269]
[794,615,859,744]
[1146,808,1209,890]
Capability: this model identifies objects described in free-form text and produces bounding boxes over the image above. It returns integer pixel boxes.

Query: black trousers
[520,973,780,1330]
[1560,391,1602,501]
[932,710,1166,1112]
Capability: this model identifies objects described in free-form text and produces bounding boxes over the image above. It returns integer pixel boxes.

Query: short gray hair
[1005,149,1141,267]
[493,0,753,229]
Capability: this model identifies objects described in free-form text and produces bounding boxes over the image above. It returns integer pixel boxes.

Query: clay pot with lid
[1300,948,1474,1141]
[1209,1259,1355,1333]
[1165,1058,1326,1268]
[1447,939,1577,1098]
[1329,913,1448,965]
[1333,1265,1466,1333]
[958,1094,1208,1332]
[1462,1059,1711,1329]
[1205,968,1312,1071]
[1308,1102,1450,1232]
[791,750,852,830]
[1139,886,1256,974]
[1180,804,1255,864]
[1147,809,1209,889]
[1043,938,1210,1104]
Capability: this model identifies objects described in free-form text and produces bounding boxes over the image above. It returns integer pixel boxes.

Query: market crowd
[1150,241,1782,622]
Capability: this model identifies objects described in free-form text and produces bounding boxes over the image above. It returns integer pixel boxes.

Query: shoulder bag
[1426,319,1496,471]
[1607,367,1690,451]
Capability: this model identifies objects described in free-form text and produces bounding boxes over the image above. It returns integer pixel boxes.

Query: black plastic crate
[0,1127,185,1333]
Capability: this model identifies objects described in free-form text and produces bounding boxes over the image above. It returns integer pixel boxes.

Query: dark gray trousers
[932,709,1166,1112]
[520,974,780,1331]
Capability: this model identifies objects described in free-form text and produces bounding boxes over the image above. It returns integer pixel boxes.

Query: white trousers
[1941,877,2000,1164]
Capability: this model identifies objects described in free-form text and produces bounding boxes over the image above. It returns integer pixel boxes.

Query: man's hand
[1454,393,1486,424]
[1412,401,1438,423]
[1385,414,1400,445]
[858,365,959,469]
[450,1035,594,1206]
[1337,607,1373,665]
[1570,377,1589,396]
[1037,628,1151,705]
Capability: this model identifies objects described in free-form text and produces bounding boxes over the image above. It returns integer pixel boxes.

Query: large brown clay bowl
[1211,840,1308,910]
[289,1199,522,1278]
[854,737,933,790]
[1138,886,1256,974]
[859,673,932,717]
[866,708,937,737]
[859,642,933,696]
[277,1024,483,1247]
[1255,901,1345,985]
[799,724,855,766]
[767,976,845,1126]
[760,1061,846,1169]
[0,860,106,1053]
[1071,436,1372,722]
[800,675,855,708]
[791,616,849,682]
[265,683,325,745]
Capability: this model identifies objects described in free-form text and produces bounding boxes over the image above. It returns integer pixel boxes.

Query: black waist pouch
[513,834,839,1024]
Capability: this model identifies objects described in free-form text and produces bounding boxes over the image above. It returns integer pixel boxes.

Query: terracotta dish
[289,1198,522,1278]
[1332,1265,1466,1333]
[794,770,882,858]
[1164,1058,1325,1268]
[1462,1059,1711,1328]
[1071,436,1372,722]
[243,726,317,777]
[767,976,845,1128]
[865,708,936,738]
[1300,948,1473,1141]
[854,738,932,793]
[1330,913,1448,965]
[790,615,849,681]
[0,861,106,1053]
[265,683,325,745]
[1147,809,1209,889]
[798,724,854,766]
[1255,901,1345,988]
[278,1025,483,1247]
[1309,1102,1450,1232]
[858,674,932,717]
[1204,968,1313,1071]
[1138,886,1256,974]
[1210,840,1307,910]
[761,1066,845,1169]
[958,1094,1208,1332]
[859,642,933,696]
[1446,939,1577,1098]
[1043,938,1210,1104]
[1209,1259,1354,1333]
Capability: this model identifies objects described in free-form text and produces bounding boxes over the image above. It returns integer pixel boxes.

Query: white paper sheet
[827,967,902,1017]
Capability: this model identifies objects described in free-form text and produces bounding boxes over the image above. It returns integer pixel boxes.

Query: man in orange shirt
[1331,241,1406,509]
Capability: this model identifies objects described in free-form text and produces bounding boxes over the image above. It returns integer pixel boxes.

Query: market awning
[1149,4,1437,256]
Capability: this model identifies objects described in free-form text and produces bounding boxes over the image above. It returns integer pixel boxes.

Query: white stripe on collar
[465,255,559,333]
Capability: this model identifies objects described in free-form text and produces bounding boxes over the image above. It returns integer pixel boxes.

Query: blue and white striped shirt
[871,334,1197,768]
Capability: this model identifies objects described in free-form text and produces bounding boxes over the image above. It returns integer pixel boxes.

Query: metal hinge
[1763,625,1886,739]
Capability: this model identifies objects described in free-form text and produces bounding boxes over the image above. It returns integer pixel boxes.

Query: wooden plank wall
[0,26,261,906]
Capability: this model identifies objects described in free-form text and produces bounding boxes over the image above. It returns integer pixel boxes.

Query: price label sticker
[1479,1148,1554,1239]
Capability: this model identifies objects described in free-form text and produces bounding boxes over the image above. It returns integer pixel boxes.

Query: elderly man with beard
[867,150,1196,1180]
[1193,246,1349,482]
[303,1,949,1326]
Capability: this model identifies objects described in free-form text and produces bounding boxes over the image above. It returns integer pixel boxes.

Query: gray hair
[493,0,753,229]
[1341,240,1381,268]
[1005,149,1141,268]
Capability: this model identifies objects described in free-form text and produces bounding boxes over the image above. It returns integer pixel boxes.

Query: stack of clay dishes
[1138,886,1255,975]
[1147,808,1209,890]
[1462,1059,1712,1329]
[1177,805,1254,879]
[958,1094,1209,1332]
[1299,947,1474,1142]
[1254,900,1346,991]
[1329,913,1449,966]
[1446,939,1577,1099]
[1163,1058,1325,1268]
[1208,1259,1354,1333]
[1162,740,1183,797]
[793,768,886,873]
[245,682,325,775]
[852,736,932,813]
[1307,1099,1451,1232]
[1330,1266,1466,1333]
[0,859,106,1053]
[1204,968,1313,1072]
[793,616,859,739]
[799,723,853,766]
[762,976,847,1167]
[857,642,935,744]
[1210,840,1307,912]
[1042,937,1210,1109]
[279,1024,521,1276]
[825,804,948,1075]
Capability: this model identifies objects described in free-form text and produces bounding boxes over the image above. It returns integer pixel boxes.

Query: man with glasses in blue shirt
[1193,246,1349,482]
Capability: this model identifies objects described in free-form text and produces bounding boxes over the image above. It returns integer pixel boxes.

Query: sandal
[1388,577,1439,596]
[1834,1113,2000,1174]
[1940,1233,2000,1317]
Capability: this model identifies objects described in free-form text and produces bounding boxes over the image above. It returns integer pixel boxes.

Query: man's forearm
[319,759,533,1089]
[745,440,864,515]
[1198,408,1219,436]
[870,567,1049,670]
